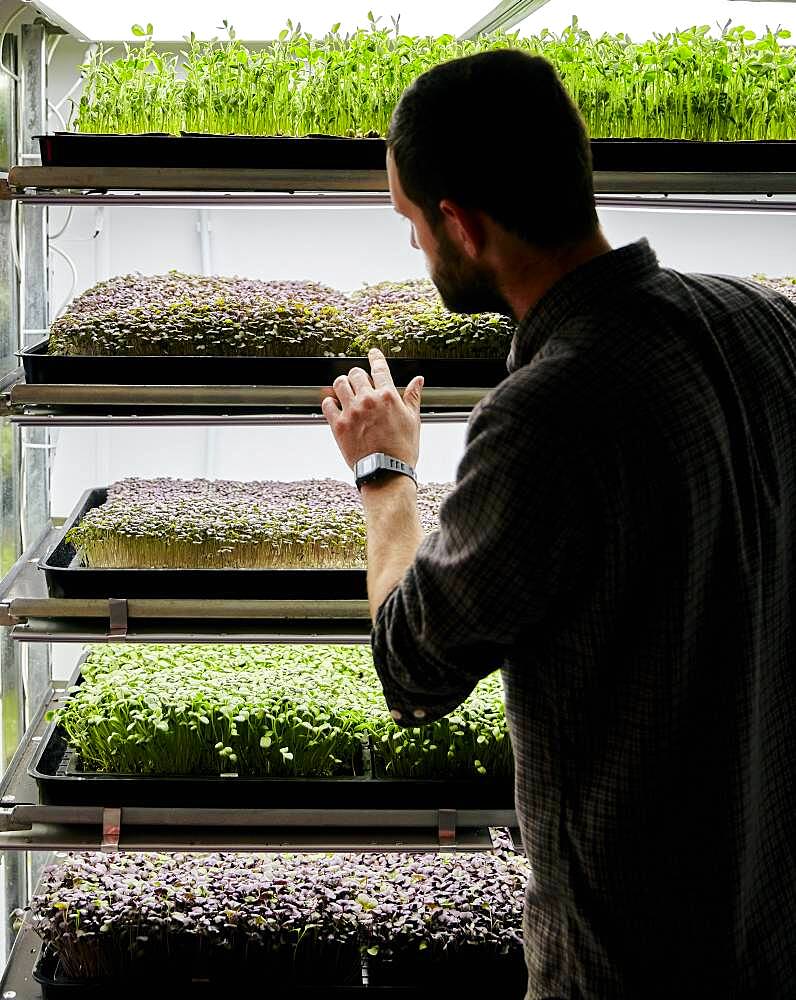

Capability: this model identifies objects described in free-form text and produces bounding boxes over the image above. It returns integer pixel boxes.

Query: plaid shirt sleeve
[371,371,588,727]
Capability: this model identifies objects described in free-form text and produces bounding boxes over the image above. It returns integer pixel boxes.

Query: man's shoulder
[473,343,591,433]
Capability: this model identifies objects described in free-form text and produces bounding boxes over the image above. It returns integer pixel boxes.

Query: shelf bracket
[0,807,32,833]
[101,807,122,852]
[107,598,128,638]
[438,808,457,847]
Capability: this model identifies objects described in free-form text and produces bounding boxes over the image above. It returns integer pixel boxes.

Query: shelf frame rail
[6,166,796,197]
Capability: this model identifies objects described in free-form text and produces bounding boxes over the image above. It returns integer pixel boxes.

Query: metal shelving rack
[1,19,796,997]
[0,32,528,890]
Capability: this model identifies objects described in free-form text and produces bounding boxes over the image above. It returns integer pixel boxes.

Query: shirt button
[412,708,426,720]
[390,709,403,721]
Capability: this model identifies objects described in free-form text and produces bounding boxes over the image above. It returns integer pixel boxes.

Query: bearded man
[322,49,796,1000]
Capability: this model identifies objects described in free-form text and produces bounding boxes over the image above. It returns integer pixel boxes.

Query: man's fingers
[321,395,340,425]
[403,375,424,413]
[332,374,354,406]
[348,367,374,395]
[369,348,396,390]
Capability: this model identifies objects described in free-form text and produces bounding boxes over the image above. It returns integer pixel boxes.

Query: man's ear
[439,199,486,259]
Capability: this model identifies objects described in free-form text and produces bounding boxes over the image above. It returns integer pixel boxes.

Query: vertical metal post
[0,25,23,801]
[19,22,51,726]
[0,32,26,969]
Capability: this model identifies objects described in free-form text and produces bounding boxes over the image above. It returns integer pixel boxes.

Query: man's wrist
[360,472,417,502]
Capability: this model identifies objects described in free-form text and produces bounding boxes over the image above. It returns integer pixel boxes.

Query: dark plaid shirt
[371,240,796,999]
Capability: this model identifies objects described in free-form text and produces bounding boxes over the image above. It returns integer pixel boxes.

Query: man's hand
[321,348,424,469]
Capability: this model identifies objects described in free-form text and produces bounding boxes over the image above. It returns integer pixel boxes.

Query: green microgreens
[52,644,513,782]
[72,19,796,141]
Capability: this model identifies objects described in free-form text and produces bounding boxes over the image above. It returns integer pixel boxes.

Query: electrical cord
[49,243,78,318]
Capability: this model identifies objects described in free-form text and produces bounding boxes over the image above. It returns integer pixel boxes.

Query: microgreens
[25,848,529,981]
[52,644,513,782]
[48,273,513,360]
[349,280,515,359]
[48,274,356,358]
[72,20,796,141]
[65,478,451,570]
[751,274,796,302]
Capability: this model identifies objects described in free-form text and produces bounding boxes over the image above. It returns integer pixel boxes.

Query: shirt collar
[506,239,660,373]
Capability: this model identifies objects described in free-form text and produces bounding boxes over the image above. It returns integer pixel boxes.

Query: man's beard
[430,227,513,317]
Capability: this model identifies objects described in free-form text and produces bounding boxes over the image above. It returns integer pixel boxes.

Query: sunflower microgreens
[51,644,513,781]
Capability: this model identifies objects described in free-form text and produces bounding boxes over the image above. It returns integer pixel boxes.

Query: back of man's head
[387,49,598,249]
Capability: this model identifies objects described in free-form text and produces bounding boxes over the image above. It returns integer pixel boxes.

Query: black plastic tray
[36,132,388,169]
[35,133,796,171]
[40,488,368,600]
[33,949,421,998]
[590,137,796,171]
[19,339,508,389]
[32,946,473,997]
[29,668,514,810]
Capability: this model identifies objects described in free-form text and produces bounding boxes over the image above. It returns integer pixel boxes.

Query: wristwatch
[354,453,417,491]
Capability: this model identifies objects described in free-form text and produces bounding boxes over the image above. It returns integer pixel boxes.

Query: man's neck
[499,231,613,323]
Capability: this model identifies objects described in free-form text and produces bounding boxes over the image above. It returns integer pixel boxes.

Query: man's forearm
[361,475,424,619]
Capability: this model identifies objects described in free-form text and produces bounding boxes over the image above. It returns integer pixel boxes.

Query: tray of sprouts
[30,645,514,808]
[19,274,514,389]
[40,478,451,599]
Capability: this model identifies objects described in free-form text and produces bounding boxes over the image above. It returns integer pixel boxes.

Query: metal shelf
[1,374,487,425]
[0,692,516,853]
[0,531,373,642]
[7,167,796,197]
[7,411,474,427]
[5,166,390,193]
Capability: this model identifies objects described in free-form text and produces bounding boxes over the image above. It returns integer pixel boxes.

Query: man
[322,50,795,999]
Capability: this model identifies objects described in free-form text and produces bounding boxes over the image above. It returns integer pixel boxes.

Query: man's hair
[387,49,598,248]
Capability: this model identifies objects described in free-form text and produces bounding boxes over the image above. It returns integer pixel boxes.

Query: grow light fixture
[460,0,553,39]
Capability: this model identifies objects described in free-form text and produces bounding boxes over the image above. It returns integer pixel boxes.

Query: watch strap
[355,453,417,490]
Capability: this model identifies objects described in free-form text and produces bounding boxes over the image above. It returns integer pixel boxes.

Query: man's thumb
[403,375,424,411]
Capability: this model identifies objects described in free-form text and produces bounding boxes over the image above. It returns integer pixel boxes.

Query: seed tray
[32,947,451,997]
[29,668,514,810]
[36,132,388,169]
[590,137,796,171]
[35,133,796,171]
[18,340,508,389]
[40,488,368,600]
